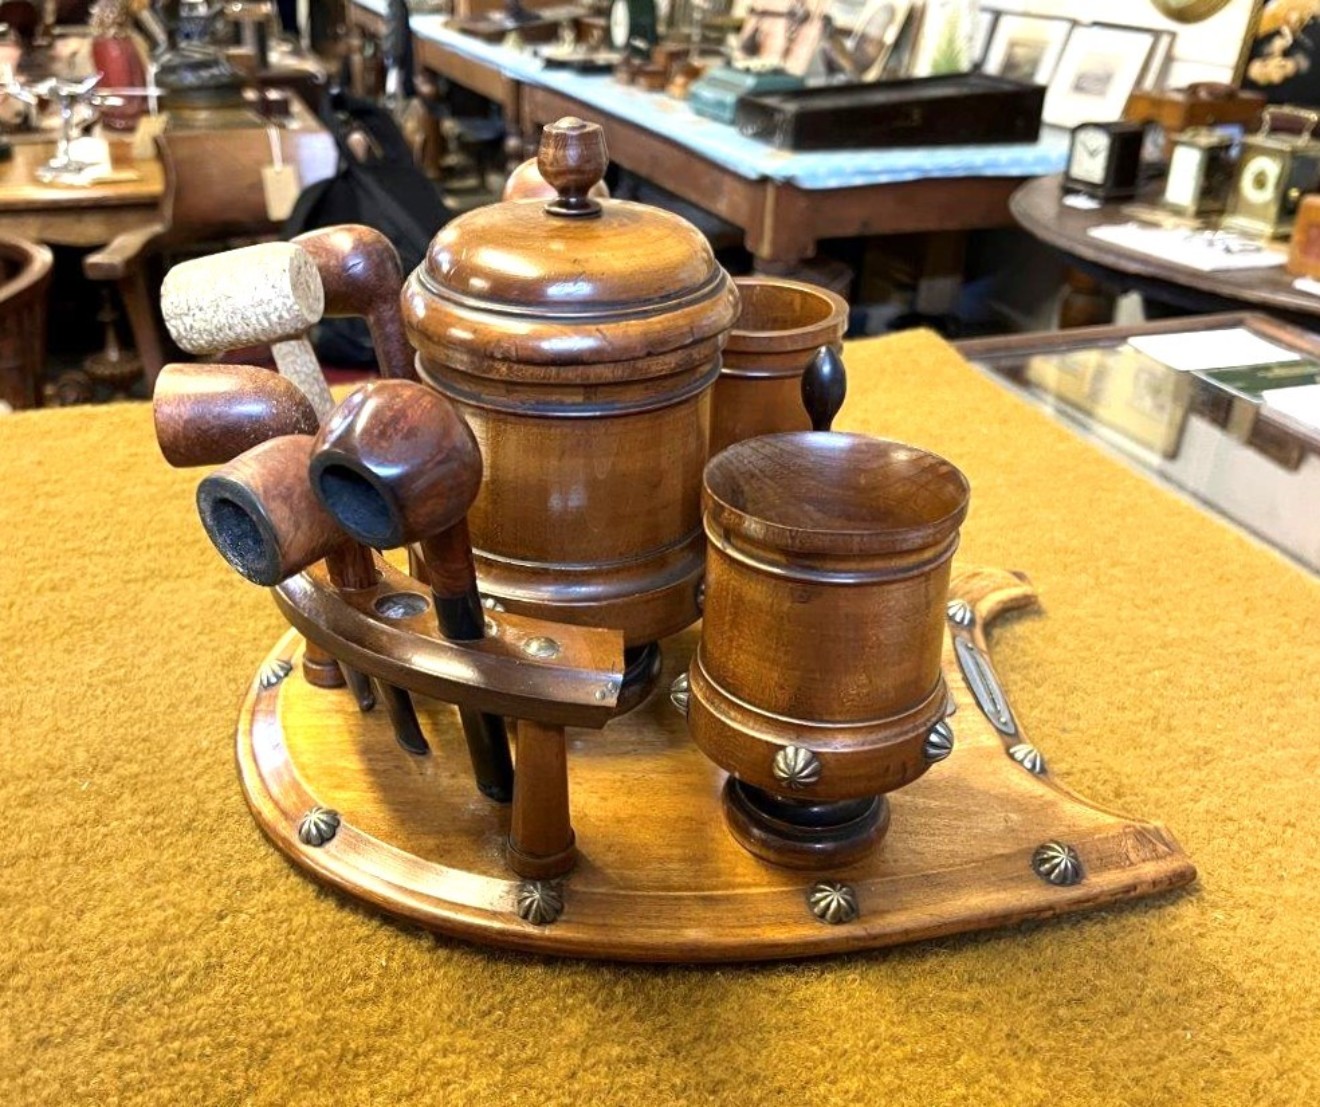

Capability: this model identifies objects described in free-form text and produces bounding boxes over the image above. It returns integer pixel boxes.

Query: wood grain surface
[236,565,1195,961]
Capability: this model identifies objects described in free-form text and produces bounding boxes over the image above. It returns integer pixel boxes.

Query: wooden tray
[236,567,1195,961]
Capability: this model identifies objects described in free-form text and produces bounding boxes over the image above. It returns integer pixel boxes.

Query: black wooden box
[733,75,1045,151]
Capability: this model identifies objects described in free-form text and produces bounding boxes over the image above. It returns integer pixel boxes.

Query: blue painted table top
[354,0,1069,190]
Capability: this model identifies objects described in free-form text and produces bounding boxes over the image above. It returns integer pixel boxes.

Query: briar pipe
[195,435,429,755]
[292,225,418,381]
[152,361,366,699]
[308,379,516,802]
[160,242,335,420]
[153,362,321,468]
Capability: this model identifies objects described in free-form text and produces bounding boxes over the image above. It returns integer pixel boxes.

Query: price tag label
[261,125,301,221]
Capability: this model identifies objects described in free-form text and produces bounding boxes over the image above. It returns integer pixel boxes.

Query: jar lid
[402,117,738,376]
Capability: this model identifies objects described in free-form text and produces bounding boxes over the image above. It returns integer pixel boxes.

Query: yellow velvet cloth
[3,331,1318,1106]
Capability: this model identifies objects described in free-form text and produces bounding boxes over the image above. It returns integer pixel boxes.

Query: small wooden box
[1124,83,1265,159]
[734,74,1044,151]
[1287,193,1320,277]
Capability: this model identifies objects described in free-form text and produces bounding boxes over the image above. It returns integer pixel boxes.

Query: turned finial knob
[538,116,608,218]
[802,346,847,432]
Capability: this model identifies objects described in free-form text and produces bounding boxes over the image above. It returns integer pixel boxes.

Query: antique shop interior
[3,2,1318,1105]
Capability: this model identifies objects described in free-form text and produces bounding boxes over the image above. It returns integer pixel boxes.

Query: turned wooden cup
[686,432,970,868]
[402,117,739,650]
[708,277,848,457]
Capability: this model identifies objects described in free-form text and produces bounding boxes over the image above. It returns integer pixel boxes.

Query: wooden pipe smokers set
[154,118,1195,961]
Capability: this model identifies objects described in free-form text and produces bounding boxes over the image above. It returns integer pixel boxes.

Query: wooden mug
[686,431,970,867]
[709,277,849,458]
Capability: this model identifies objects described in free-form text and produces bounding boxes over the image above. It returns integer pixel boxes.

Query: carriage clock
[1222,107,1320,239]
[1161,127,1236,218]
[609,0,658,55]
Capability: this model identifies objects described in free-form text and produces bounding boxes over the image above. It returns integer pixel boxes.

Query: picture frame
[909,0,981,77]
[1241,1,1320,106]
[1043,22,1158,130]
[1140,29,1176,91]
[971,7,999,71]
[980,13,1073,87]
[824,0,915,80]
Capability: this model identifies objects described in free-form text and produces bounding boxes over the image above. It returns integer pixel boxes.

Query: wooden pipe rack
[236,564,1197,962]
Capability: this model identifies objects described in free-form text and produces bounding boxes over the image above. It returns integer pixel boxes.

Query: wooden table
[7,329,1320,1103]
[1011,173,1320,329]
[349,0,520,121]
[347,1,1065,285]
[0,138,165,248]
[516,83,1024,266]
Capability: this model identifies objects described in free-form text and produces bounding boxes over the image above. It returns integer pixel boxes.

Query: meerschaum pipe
[160,242,335,420]
[153,362,321,468]
[309,380,516,802]
[292,225,417,381]
[195,435,430,754]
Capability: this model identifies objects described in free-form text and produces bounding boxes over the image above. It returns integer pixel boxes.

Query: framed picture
[1043,23,1158,129]
[1241,1,1320,106]
[980,14,1073,87]
[826,0,914,80]
[1140,29,1176,91]
[910,0,981,76]
[971,8,999,70]
[736,0,830,75]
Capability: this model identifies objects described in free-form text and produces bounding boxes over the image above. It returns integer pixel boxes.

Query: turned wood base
[235,567,1196,962]
[722,782,889,870]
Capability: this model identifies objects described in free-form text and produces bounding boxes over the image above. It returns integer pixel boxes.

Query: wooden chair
[83,124,338,388]
[0,231,53,410]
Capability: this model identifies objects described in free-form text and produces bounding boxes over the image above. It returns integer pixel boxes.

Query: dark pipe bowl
[309,453,406,549]
[196,475,285,587]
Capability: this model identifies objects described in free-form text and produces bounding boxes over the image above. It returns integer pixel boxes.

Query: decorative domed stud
[772,745,821,789]
[1009,742,1047,775]
[924,719,955,764]
[947,598,974,628]
[258,657,293,689]
[1031,841,1083,886]
[515,881,564,925]
[297,806,341,847]
[808,881,859,924]
[669,672,690,717]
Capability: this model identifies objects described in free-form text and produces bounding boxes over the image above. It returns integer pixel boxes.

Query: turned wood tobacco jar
[402,117,740,647]
[687,432,969,863]
[710,276,849,457]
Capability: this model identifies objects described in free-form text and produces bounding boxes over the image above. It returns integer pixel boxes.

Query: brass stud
[515,881,564,925]
[808,881,859,924]
[1032,841,1083,886]
[924,719,955,764]
[297,806,340,847]
[258,657,293,689]
[773,745,821,789]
